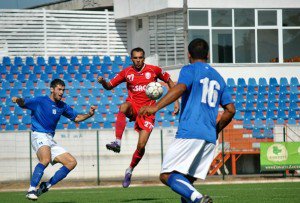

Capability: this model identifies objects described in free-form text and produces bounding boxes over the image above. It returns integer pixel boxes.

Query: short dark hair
[131,47,145,58]
[50,78,65,89]
[188,38,209,60]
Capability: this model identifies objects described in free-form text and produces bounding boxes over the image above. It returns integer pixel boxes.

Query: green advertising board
[260,142,300,171]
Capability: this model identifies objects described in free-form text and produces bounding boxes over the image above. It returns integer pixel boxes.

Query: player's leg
[122,129,151,188]
[106,102,133,153]
[27,133,52,200]
[37,152,77,196]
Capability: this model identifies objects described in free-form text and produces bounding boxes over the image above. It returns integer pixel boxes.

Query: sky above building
[0,0,62,9]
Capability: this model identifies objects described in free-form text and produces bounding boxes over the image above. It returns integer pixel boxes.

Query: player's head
[188,38,209,62]
[50,79,65,102]
[131,47,145,70]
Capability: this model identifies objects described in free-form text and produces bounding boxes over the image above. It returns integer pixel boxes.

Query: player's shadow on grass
[121,198,160,202]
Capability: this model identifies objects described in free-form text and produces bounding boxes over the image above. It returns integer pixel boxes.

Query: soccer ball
[145,82,164,100]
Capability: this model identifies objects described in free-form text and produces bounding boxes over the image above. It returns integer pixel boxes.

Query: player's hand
[139,106,157,116]
[173,100,180,115]
[12,97,18,103]
[88,106,97,117]
[97,76,104,84]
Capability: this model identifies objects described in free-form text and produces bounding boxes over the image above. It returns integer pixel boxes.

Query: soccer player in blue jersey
[139,38,235,203]
[12,79,96,201]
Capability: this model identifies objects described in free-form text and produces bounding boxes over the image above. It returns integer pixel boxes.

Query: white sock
[126,167,133,173]
[116,139,121,146]
[28,186,36,192]
[46,182,51,189]
[190,191,203,202]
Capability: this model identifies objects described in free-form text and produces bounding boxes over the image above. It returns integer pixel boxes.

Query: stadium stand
[1,56,300,141]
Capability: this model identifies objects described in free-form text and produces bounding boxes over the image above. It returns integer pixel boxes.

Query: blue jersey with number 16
[176,62,233,144]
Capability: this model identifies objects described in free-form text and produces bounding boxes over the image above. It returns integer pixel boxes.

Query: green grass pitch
[0,182,299,203]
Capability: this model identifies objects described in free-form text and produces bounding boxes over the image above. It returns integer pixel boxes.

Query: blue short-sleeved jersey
[23,96,78,136]
[176,62,233,144]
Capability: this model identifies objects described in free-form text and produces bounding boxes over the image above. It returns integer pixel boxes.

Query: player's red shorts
[126,99,155,133]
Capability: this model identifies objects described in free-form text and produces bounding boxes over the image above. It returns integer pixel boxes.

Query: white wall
[114,0,300,19]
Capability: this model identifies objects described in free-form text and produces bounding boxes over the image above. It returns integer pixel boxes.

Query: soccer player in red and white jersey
[97,47,179,188]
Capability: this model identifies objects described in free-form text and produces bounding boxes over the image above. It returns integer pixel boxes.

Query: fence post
[29,131,32,180]
[160,129,163,164]
[97,130,100,185]
[283,125,286,178]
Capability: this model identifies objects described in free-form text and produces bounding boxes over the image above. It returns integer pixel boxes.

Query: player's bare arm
[216,103,236,135]
[97,76,113,90]
[74,106,97,122]
[12,97,25,107]
[166,78,180,114]
[139,83,186,116]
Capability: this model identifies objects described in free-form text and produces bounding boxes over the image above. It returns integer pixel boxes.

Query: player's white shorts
[31,131,67,164]
[161,138,215,180]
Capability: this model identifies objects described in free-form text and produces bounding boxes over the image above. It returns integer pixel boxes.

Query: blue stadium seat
[235,101,245,112]
[37,56,46,66]
[25,80,34,90]
[34,89,43,97]
[33,65,43,74]
[289,100,299,111]
[279,92,289,103]
[91,88,101,97]
[255,109,266,120]
[83,80,92,89]
[25,57,35,66]
[237,78,247,88]
[67,65,77,74]
[86,73,96,82]
[276,117,285,125]
[10,65,20,74]
[94,113,105,122]
[233,110,243,120]
[37,80,46,89]
[75,73,84,82]
[0,64,7,74]
[114,55,123,65]
[63,73,73,82]
[247,86,257,95]
[258,85,268,96]
[268,85,279,94]
[267,100,278,111]
[68,122,76,129]
[0,89,7,99]
[1,81,10,89]
[77,96,87,105]
[245,100,256,111]
[48,56,57,66]
[266,109,277,120]
[235,92,246,103]
[17,74,26,83]
[70,56,80,66]
[288,109,299,120]
[290,77,299,89]
[100,96,110,105]
[74,105,86,113]
[79,122,88,129]
[162,120,171,127]
[2,56,12,66]
[268,92,278,102]
[5,73,15,83]
[278,109,288,120]
[246,93,256,102]
[81,56,90,66]
[18,123,28,131]
[10,88,21,97]
[13,81,23,89]
[21,65,31,74]
[243,118,253,129]
[5,124,15,131]
[56,65,65,74]
[2,106,11,116]
[244,111,254,120]
[236,86,246,95]
[79,65,88,74]
[258,77,268,87]
[252,128,264,139]
[65,96,76,106]
[111,95,122,105]
[106,113,115,123]
[41,73,51,83]
[14,56,23,66]
[9,115,19,125]
[59,56,68,66]
[90,65,100,74]
[124,56,132,66]
[29,74,38,82]
[278,100,289,111]
[279,77,289,86]
[88,96,99,105]
[287,118,297,125]
[103,55,112,65]
[103,121,113,129]
[264,127,273,138]
[101,64,111,74]
[248,77,258,87]
[45,65,54,74]
[269,77,279,87]
[56,123,64,130]
[91,122,100,129]
[112,63,121,73]
[22,89,32,98]
[266,118,275,129]
[92,56,101,66]
[80,88,90,97]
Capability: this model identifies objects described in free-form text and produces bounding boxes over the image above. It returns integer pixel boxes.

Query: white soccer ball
[145,82,164,100]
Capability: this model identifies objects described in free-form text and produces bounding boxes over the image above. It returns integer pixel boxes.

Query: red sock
[130,148,145,169]
[115,112,126,140]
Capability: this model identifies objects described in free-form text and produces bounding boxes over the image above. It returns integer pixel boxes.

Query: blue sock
[167,173,200,203]
[48,166,70,186]
[30,163,46,187]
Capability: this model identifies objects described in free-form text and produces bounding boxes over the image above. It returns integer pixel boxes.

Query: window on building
[283,29,300,62]
[212,9,232,27]
[283,9,300,26]
[212,30,232,63]
[235,9,254,27]
[235,29,255,63]
[189,10,208,26]
[258,10,277,26]
[257,29,278,63]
